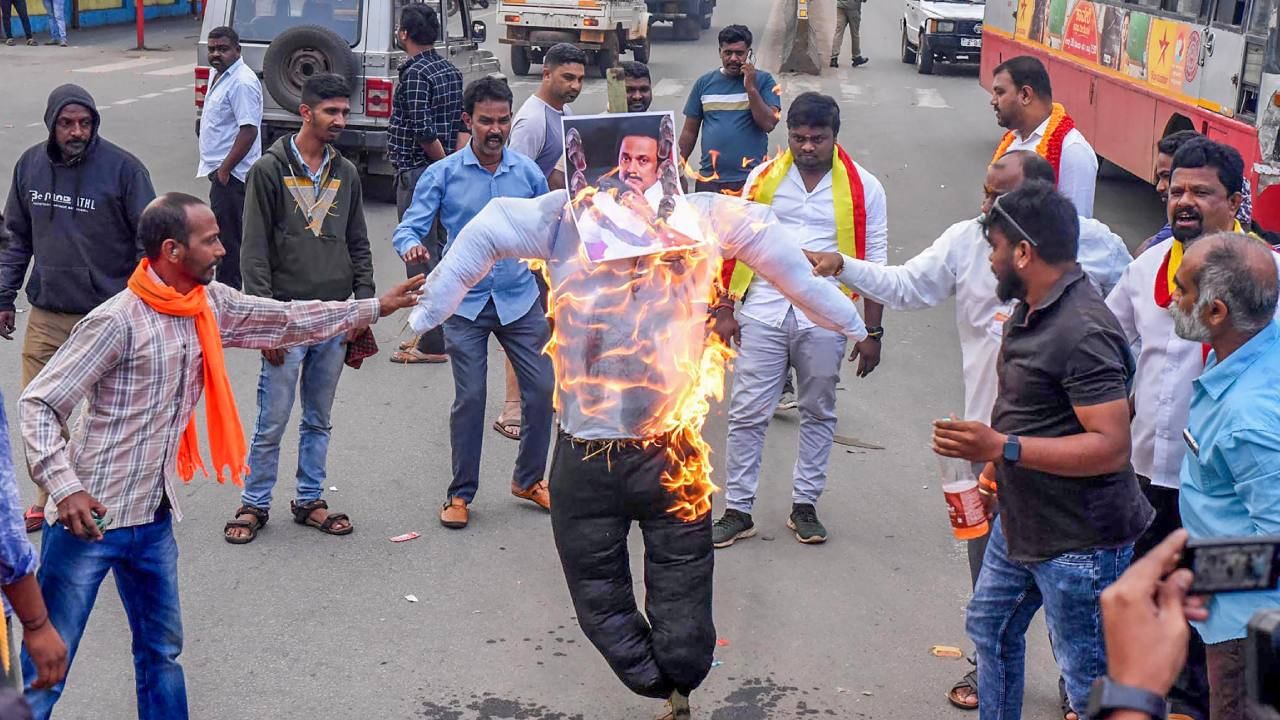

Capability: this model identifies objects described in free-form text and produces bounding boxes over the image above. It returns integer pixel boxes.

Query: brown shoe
[439,497,469,528]
[511,479,551,511]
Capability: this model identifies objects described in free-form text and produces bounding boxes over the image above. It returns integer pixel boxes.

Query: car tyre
[261,25,358,116]
[363,174,396,205]
[916,30,935,74]
[901,25,916,63]
[511,45,532,76]
[632,35,650,63]
[596,43,617,79]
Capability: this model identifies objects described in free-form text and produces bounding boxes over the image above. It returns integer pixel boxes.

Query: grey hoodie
[0,84,156,314]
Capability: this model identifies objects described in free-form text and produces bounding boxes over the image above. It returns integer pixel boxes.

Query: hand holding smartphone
[1177,535,1280,594]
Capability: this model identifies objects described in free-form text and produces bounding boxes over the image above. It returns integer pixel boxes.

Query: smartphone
[746,49,757,66]
[1177,536,1280,594]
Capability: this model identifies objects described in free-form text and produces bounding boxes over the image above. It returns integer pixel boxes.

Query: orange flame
[656,325,733,521]
[684,149,721,183]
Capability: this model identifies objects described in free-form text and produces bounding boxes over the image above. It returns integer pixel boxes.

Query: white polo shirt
[197,58,263,182]
[1005,118,1098,218]
[739,160,888,330]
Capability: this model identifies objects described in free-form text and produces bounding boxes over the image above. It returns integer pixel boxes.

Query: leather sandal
[224,505,269,544]
[290,499,352,535]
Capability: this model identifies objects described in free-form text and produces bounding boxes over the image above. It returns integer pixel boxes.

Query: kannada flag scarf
[725,144,867,300]
[127,259,249,485]
[992,102,1075,180]
[1153,221,1260,308]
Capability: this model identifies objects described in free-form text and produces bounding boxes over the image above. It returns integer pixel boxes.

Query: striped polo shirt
[683,67,781,183]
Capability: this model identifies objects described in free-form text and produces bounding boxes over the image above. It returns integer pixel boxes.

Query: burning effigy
[407,111,868,719]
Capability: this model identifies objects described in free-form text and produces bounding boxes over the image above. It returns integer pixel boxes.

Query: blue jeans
[24,514,185,720]
[44,0,65,40]
[443,299,553,502]
[242,335,346,509]
[966,517,1132,720]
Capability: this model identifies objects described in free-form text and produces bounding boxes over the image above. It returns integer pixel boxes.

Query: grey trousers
[724,309,847,513]
[832,3,862,59]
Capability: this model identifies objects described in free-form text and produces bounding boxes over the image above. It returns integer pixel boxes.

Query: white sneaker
[776,390,798,412]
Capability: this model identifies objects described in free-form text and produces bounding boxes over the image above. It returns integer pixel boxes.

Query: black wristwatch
[865,326,884,342]
[1086,677,1167,720]
[1002,434,1021,464]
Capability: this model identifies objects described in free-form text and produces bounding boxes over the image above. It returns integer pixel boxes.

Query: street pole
[134,0,145,50]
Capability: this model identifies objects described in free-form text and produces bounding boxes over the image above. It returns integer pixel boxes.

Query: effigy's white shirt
[411,190,869,440]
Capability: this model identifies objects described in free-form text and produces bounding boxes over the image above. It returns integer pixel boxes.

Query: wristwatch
[1086,677,1167,719]
[865,326,884,342]
[1002,435,1021,464]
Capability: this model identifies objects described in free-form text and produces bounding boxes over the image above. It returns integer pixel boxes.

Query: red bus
[980,0,1280,228]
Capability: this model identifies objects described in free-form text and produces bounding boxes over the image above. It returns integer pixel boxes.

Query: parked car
[498,0,650,79]
[197,0,502,201]
[901,0,984,75]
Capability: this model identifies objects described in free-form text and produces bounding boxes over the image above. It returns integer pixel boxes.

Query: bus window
[1162,0,1203,19]
[1216,0,1248,25]
[1248,0,1277,35]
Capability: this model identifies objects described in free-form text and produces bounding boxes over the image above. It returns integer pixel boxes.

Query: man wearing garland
[405,114,869,717]
[989,56,1098,218]
[709,92,886,547]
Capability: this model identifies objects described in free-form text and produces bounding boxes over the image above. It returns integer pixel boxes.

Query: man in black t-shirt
[933,181,1153,720]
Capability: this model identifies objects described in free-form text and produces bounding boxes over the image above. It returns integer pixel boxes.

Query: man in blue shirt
[393,77,554,530]
[1171,231,1280,720]
[678,24,781,195]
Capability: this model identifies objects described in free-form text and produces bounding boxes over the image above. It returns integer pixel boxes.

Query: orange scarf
[992,102,1075,180]
[127,259,249,485]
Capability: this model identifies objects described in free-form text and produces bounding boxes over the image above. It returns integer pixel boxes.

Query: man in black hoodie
[228,73,374,543]
[0,84,155,531]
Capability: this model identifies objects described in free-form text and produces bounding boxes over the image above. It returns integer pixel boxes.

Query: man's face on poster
[618,135,659,195]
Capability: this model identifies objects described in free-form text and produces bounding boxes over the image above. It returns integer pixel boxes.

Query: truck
[645,0,715,40]
[196,0,502,201]
[498,0,651,78]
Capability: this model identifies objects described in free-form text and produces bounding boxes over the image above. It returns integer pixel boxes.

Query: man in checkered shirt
[388,3,463,364]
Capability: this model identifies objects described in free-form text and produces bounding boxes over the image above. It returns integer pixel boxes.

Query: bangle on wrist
[21,615,48,632]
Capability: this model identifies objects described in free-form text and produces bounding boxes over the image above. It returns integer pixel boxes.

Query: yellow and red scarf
[722,144,866,299]
[128,259,249,485]
[992,102,1075,180]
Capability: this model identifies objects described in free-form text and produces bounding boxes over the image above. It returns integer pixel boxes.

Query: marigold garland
[991,102,1075,180]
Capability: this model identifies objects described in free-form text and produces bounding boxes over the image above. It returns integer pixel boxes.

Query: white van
[901,0,984,74]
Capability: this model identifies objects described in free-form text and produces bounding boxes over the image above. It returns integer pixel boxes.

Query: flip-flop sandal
[223,505,268,545]
[398,337,418,351]
[947,667,979,710]
[492,419,521,440]
[24,505,44,533]
[390,348,447,364]
[290,499,353,536]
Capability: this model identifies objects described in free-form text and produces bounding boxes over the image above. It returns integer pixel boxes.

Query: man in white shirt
[1104,137,1278,720]
[197,26,262,290]
[990,56,1097,218]
[804,149,1130,712]
[710,93,886,547]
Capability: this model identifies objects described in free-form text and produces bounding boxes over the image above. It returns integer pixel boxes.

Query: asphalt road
[0,1,1167,718]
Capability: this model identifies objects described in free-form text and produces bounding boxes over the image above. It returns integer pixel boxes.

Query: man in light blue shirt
[392,77,553,530]
[1171,232,1280,720]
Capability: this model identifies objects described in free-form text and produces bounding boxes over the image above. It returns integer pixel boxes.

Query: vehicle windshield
[231,0,363,46]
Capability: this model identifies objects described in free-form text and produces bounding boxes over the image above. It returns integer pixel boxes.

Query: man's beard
[1170,300,1212,343]
[1171,207,1205,242]
[994,267,1025,303]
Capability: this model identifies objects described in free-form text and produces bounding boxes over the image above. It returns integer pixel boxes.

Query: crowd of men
[0,6,1276,720]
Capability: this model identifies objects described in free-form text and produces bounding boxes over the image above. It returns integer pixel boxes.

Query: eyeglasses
[981,195,1039,247]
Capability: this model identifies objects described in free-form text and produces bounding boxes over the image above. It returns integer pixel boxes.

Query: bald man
[1172,232,1280,720]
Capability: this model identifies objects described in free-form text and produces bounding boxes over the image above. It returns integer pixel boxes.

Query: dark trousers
[694,179,746,196]
[1206,638,1260,720]
[442,299,553,501]
[396,166,446,355]
[1135,477,1211,720]
[208,175,245,290]
[0,0,31,39]
[549,432,716,698]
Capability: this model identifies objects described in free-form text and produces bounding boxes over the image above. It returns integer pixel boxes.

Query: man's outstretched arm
[409,191,564,333]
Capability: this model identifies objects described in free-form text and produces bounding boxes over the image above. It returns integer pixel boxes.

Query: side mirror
[472,20,487,43]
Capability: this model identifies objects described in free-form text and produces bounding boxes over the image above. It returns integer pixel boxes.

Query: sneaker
[60,40,67,47]
[851,56,869,67]
[787,503,828,544]
[829,58,839,68]
[775,390,798,412]
[5,38,14,46]
[711,509,756,548]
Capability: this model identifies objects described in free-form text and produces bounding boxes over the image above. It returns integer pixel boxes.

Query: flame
[684,149,721,183]
[656,325,733,521]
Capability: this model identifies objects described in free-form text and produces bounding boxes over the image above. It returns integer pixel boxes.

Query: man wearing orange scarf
[18,193,421,719]
[711,93,887,547]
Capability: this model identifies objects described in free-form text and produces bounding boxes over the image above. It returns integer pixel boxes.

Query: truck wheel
[511,45,532,76]
[262,25,358,116]
[700,2,713,29]
[900,26,916,63]
[632,35,650,63]
[596,46,617,79]
[675,16,700,40]
[363,173,396,204]
[916,31,935,74]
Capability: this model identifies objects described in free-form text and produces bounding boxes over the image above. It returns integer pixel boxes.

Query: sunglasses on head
[981,194,1039,247]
